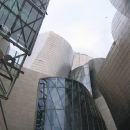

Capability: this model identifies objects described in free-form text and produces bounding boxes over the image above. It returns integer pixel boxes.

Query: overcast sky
[39,0,116,58]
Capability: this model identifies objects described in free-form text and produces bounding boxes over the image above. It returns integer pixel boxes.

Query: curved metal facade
[112,11,130,43]
[35,77,107,130]
[69,58,117,130]
[110,0,130,18]
[88,58,105,99]
[96,0,130,129]
[24,32,74,77]
[69,64,92,95]
[72,52,93,70]
[69,58,105,98]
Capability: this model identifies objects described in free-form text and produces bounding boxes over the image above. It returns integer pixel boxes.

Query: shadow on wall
[88,58,105,99]
[56,64,72,78]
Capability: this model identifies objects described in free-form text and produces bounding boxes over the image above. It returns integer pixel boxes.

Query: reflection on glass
[0,0,45,52]
[69,63,92,95]
[35,78,107,130]
[57,78,64,87]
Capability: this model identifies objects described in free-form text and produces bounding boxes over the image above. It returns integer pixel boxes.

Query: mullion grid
[46,79,64,130]
[77,82,82,130]
[85,95,95,130]
[45,88,62,129]
[72,80,74,130]
[80,84,89,130]
[90,99,101,130]
[32,0,49,12]
[46,81,72,127]
[45,111,52,130]
[37,78,106,130]
[56,79,65,109]
[43,92,53,130]
[73,81,81,130]
[36,83,47,130]
[0,0,16,28]
[64,90,72,129]
[58,79,72,130]
[92,101,106,130]
[0,0,43,52]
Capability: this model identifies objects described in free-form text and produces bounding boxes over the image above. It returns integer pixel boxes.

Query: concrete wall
[0,67,48,130]
[0,106,6,130]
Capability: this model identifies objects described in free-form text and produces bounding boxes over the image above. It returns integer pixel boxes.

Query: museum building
[0,32,117,130]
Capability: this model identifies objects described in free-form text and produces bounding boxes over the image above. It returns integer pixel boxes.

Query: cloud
[66,24,111,57]
[40,0,116,58]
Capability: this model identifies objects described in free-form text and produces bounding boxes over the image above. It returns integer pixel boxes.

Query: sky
[39,0,116,58]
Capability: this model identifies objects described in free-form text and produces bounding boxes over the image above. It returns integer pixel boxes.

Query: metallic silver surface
[24,32,74,77]
[72,52,93,70]
[69,64,92,95]
[110,0,130,18]
[88,58,117,130]
[112,11,129,44]
[96,1,130,129]
[69,58,105,98]
[88,58,105,99]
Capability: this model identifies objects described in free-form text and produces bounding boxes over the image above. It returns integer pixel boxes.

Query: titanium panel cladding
[88,58,105,99]
[96,1,130,129]
[72,52,93,70]
[110,0,130,18]
[27,32,74,77]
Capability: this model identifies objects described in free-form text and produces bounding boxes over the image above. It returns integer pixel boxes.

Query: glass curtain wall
[35,77,107,130]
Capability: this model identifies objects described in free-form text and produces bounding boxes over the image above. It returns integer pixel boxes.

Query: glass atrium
[35,77,107,130]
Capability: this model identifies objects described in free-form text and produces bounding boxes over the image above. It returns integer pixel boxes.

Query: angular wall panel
[24,32,74,77]
[96,1,130,129]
